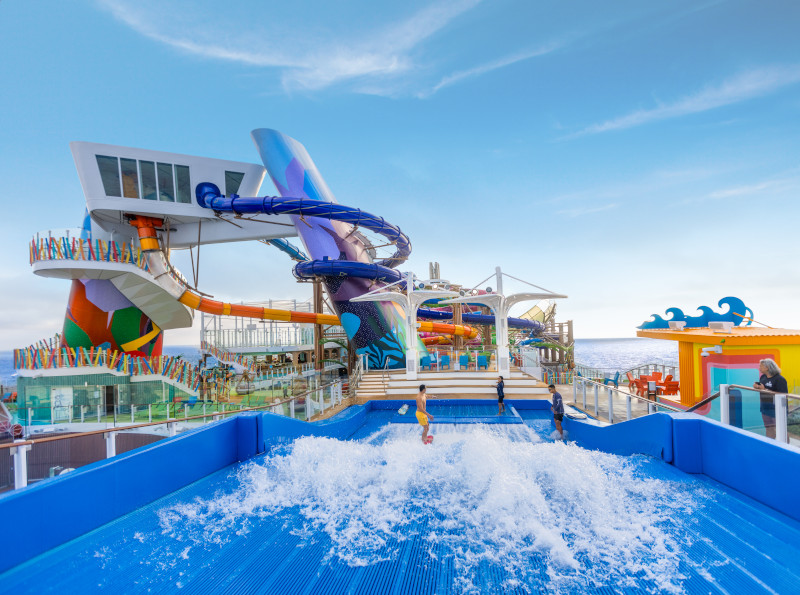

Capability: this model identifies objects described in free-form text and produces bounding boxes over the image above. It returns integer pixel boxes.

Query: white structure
[442,267,566,377]
[351,273,458,379]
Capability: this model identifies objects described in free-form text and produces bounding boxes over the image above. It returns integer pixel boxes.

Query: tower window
[120,158,139,198]
[157,162,175,202]
[96,155,121,197]
[175,165,191,203]
[140,161,157,200]
[225,171,245,196]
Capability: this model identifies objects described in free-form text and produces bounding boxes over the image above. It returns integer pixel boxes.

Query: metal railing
[572,376,683,424]
[572,362,679,382]
[348,355,366,398]
[0,380,345,492]
[695,384,800,446]
[571,378,800,448]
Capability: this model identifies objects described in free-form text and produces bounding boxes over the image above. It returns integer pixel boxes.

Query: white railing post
[96,405,101,423]
[626,393,632,420]
[319,388,325,412]
[148,404,152,423]
[608,387,614,423]
[775,393,789,443]
[572,377,577,403]
[593,384,599,417]
[105,431,117,458]
[582,381,587,409]
[80,405,85,424]
[720,384,730,426]
[290,398,296,419]
[11,442,32,489]
[167,422,177,437]
[130,405,135,423]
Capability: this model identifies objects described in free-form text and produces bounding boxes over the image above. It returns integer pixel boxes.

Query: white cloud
[98,0,484,93]
[574,65,800,136]
[419,42,563,98]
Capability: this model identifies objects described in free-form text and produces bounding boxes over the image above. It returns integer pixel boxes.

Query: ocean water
[0,339,675,389]
[573,338,678,370]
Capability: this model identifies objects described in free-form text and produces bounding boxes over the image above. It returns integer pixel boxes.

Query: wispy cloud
[684,174,800,203]
[418,41,563,98]
[98,0,484,93]
[556,203,619,217]
[573,65,800,136]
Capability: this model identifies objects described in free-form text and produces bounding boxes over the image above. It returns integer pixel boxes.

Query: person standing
[415,384,435,443]
[548,384,564,439]
[753,358,788,439]
[496,376,505,414]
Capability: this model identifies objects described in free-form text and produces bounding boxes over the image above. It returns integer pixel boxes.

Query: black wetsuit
[497,380,504,402]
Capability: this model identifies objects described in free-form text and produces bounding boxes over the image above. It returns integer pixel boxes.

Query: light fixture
[700,345,723,357]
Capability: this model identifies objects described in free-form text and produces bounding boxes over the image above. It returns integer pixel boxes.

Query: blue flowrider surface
[3,410,800,594]
[391,402,523,424]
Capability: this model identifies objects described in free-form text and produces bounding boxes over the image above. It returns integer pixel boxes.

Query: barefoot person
[548,384,564,439]
[415,384,435,443]
[496,376,505,414]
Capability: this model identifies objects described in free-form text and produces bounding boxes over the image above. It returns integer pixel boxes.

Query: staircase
[354,367,550,402]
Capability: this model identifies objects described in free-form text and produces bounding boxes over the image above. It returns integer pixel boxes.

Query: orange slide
[129,216,477,338]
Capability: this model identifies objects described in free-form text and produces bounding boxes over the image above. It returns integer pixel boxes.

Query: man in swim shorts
[496,376,505,414]
[416,384,434,443]
[548,384,564,439]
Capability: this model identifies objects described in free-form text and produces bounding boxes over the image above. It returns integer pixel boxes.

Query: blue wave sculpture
[638,297,753,329]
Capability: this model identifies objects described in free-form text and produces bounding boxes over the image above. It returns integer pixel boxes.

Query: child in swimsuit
[416,384,434,443]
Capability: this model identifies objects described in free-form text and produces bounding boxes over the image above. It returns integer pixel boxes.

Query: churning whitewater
[157,425,701,593]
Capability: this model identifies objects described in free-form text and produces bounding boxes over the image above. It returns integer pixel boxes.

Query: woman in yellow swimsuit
[416,384,434,443]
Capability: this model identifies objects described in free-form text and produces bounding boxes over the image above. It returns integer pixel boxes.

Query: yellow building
[636,327,800,406]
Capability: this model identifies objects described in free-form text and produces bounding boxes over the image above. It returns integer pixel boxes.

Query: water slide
[115,130,549,365]
[129,216,478,339]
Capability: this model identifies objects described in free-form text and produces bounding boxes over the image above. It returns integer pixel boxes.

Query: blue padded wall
[0,418,242,573]
[261,405,368,451]
[673,415,800,522]
[565,413,674,462]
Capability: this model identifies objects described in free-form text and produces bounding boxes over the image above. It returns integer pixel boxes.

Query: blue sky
[1,0,800,348]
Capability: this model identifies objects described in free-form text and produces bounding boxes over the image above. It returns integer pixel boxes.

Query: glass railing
[688,384,800,445]
[572,378,800,447]
[0,380,346,493]
[572,376,683,423]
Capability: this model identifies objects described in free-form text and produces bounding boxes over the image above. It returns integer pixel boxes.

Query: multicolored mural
[62,279,163,357]
[251,128,426,369]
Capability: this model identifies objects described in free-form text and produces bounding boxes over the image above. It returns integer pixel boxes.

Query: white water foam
[157,425,700,593]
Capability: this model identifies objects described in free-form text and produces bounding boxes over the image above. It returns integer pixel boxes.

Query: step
[384,387,548,396]
[384,379,545,388]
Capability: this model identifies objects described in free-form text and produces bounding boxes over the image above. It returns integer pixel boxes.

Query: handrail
[0,380,343,451]
[575,376,684,412]
[685,391,721,413]
[686,384,800,414]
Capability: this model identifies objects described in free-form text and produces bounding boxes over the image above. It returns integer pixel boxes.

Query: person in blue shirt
[548,384,564,439]
[496,376,505,414]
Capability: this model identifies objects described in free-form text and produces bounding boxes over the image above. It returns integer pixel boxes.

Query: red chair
[626,372,644,396]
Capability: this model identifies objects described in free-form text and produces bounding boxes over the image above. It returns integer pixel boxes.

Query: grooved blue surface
[3,404,800,594]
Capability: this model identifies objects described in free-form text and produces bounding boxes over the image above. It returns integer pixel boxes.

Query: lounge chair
[603,371,620,388]
[440,355,451,370]
[477,355,488,370]
[420,356,432,371]
[459,355,470,370]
